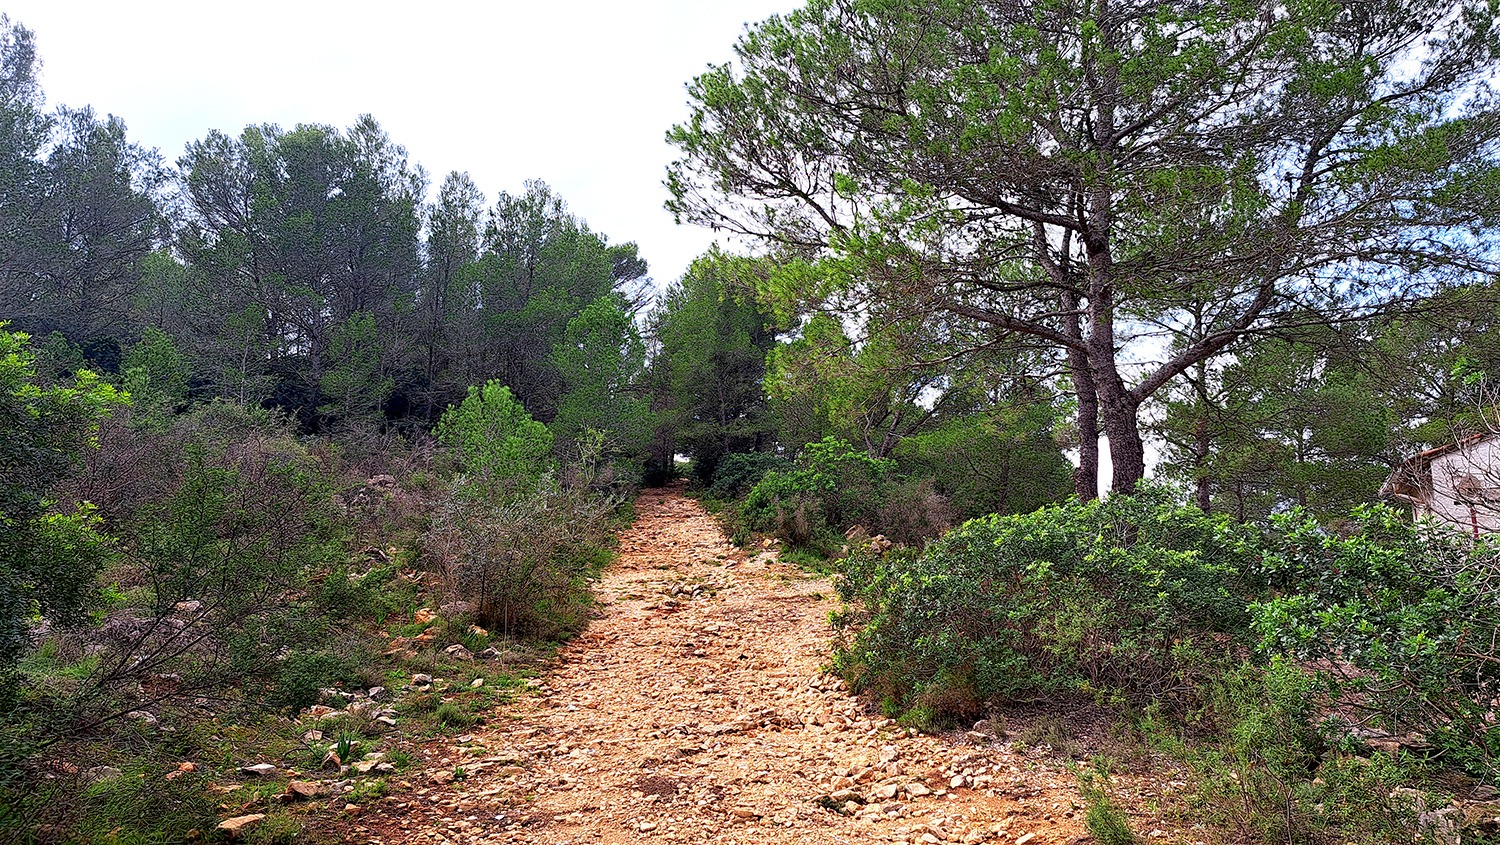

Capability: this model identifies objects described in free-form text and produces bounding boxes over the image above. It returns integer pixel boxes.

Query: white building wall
[1425,439,1500,534]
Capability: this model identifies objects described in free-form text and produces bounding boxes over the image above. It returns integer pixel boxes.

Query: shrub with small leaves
[831,487,1259,721]
[741,438,948,550]
[706,452,789,501]
[1251,505,1500,783]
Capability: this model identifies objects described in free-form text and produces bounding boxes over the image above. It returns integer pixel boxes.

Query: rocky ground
[350,487,1094,845]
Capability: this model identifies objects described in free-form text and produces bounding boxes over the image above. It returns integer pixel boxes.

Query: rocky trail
[358,487,1091,845]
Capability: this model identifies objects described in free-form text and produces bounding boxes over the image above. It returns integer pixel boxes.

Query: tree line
[8,0,1500,529]
[0,16,650,454]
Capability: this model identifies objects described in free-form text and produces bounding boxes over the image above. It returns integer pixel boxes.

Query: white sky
[6,0,804,292]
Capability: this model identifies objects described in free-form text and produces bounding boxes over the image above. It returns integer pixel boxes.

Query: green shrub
[1077,762,1137,845]
[0,327,123,671]
[1147,660,1418,845]
[706,452,790,500]
[435,702,478,729]
[741,438,948,551]
[894,415,1073,521]
[435,380,553,485]
[5,407,351,767]
[1251,505,1500,783]
[831,487,1258,721]
[270,651,366,713]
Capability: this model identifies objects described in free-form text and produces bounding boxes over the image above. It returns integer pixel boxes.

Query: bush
[1147,660,1418,845]
[831,487,1259,721]
[1251,505,1500,783]
[741,438,949,551]
[7,406,350,753]
[0,327,122,670]
[706,452,789,501]
[422,475,615,640]
[435,380,553,485]
[894,416,1074,521]
[1077,761,1138,845]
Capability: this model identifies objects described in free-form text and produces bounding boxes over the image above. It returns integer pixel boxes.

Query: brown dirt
[355,486,1092,845]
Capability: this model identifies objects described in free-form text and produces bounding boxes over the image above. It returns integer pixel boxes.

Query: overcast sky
[4,0,804,293]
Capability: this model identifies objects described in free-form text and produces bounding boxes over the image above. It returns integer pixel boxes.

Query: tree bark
[1063,291,1099,500]
[1192,365,1213,512]
[1071,349,1101,500]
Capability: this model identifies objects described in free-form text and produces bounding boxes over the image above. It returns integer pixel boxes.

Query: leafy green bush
[435,380,553,485]
[269,650,371,713]
[894,415,1074,521]
[0,327,122,670]
[9,407,351,749]
[1251,505,1500,783]
[741,438,948,550]
[706,452,789,500]
[831,488,1258,721]
[1077,761,1138,845]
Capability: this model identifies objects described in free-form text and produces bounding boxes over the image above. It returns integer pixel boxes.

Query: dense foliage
[1253,507,1500,778]
[423,384,617,638]
[5,3,1500,841]
[668,0,1500,497]
[0,328,120,670]
[832,488,1258,719]
[742,438,950,551]
[435,380,554,485]
[830,490,1500,792]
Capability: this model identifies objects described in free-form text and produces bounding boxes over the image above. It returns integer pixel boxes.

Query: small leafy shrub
[270,651,363,713]
[435,702,478,730]
[741,438,949,551]
[894,415,1074,521]
[1252,505,1500,783]
[706,452,790,500]
[1077,760,1137,845]
[831,487,1258,721]
[0,327,122,671]
[435,380,553,484]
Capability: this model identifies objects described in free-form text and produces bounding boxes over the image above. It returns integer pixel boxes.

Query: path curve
[366,486,1088,845]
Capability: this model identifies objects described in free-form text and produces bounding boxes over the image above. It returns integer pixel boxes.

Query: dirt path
[364,487,1089,845]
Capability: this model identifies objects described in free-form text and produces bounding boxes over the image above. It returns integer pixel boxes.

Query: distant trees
[0,12,657,445]
[465,180,649,424]
[1152,287,1500,520]
[161,121,652,434]
[176,117,424,422]
[647,250,779,481]
[1153,328,1396,521]
[0,17,166,362]
[551,293,649,463]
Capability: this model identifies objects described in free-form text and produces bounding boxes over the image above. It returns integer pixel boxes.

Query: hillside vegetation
[3,2,1500,843]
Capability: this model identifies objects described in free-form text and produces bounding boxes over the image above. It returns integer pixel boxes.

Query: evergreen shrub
[741,437,948,551]
[831,487,1258,721]
[1251,505,1500,783]
[706,452,789,501]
